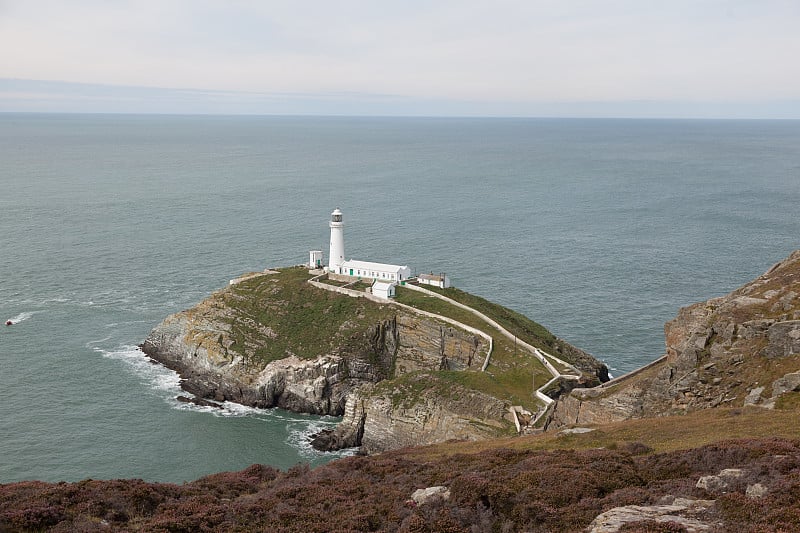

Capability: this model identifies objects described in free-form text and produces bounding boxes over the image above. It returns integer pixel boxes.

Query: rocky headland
[548,249,800,428]
[141,267,605,453]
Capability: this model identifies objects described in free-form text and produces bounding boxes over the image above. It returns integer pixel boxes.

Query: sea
[0,114,798,483]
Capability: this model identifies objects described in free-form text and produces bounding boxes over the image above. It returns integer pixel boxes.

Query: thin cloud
[1,1,799,115]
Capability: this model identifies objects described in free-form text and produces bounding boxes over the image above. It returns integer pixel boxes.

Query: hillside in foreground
[2,416,799,532]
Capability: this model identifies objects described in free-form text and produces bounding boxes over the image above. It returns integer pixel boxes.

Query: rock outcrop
[142,271,488,416]
[587,496,717,533]
[142,267,600,452]
[311,372,513,452]
[549,250,800,429]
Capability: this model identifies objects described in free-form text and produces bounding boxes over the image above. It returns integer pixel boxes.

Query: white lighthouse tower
[328,207,345,273]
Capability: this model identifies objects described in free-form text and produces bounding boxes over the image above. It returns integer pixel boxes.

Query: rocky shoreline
[140,267,603,453]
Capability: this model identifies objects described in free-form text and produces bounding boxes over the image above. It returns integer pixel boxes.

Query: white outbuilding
[309,250,323,269]
[418,272,450,289]
[371,280,396,299]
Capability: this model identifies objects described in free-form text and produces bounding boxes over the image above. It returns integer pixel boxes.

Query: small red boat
[5,320,12,326]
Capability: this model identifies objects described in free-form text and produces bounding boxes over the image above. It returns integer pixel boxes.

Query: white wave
[85,335,113,348]
[173,400,269,417]
[94,344,182,394]
[217,401,271,417]
[285,417,356,460]
[92,344,355,458]
[42,297,71,304]
[104,320,152,328]
[5,310,43,324]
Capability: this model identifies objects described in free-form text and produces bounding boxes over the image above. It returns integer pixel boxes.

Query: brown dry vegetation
[3,429,800,531]
[400,406,800,462]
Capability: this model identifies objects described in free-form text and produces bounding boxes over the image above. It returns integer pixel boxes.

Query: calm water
[1,114,798,483]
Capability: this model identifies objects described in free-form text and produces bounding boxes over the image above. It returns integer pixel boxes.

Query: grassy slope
[222,267,396,364]
[400,400,800,461]
[415,286,556,342]
[394,286,551,411]
[207,267,587,413]
[402,284,591,373]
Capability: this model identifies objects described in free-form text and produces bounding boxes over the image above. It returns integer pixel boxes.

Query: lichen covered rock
[549,250,800,429]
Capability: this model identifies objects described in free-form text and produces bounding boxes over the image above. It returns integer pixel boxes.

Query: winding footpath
[308,272,581,425]
[402,284,581,418]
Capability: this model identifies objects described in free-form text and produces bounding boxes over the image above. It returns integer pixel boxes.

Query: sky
[1,0,800,118]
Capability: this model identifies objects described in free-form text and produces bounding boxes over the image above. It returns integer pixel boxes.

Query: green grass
[776,391,800,410]
[408,284,595,373]
[395,286,550,411]
[213,269,566,412]
[413,284,556,348]
[221,267,396,365]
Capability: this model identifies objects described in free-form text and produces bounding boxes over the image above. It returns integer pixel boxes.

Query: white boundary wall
[307,279,493,368]
[403,283,580,378]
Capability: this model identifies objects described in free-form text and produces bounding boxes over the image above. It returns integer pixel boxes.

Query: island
[140,264,607,453]
[141,209,608,453]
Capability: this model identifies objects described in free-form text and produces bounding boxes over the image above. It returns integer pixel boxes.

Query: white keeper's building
[337,259,411,282]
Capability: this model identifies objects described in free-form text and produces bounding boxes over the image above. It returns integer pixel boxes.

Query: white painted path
[307,272,583,425]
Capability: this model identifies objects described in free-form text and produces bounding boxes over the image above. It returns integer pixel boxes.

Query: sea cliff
[548,250,800,428]
[141,267,604,451]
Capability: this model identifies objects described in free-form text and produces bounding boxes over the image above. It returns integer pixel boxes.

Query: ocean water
[0,114,798,483]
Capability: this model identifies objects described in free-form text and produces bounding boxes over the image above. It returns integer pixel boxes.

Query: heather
[2,437,799,532]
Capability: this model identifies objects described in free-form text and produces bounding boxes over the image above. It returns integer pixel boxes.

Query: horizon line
[4,110,800,122]
[3,78,800,120]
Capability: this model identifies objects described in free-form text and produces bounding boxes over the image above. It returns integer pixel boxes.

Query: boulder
[772,371,800,396]
[410,486,450,506]
[746,483,769,499]
[587,497,716,532]
[696,468,744,494]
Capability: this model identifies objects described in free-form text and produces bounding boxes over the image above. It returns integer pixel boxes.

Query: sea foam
[5,310,43,324]
[94,344,182,394]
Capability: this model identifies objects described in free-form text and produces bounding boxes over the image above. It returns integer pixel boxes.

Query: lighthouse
[328,207,345,273]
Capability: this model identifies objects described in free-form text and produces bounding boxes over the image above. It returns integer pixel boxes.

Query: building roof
[419,273,446,281]
[372,280,396,290]
[341,259,410,272]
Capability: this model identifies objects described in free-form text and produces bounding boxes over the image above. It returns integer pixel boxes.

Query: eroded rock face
[392,314,485,373]
[549,250,800,429]
[311,374,513,453]
[142,303,487,416]
[142,269,600,452]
